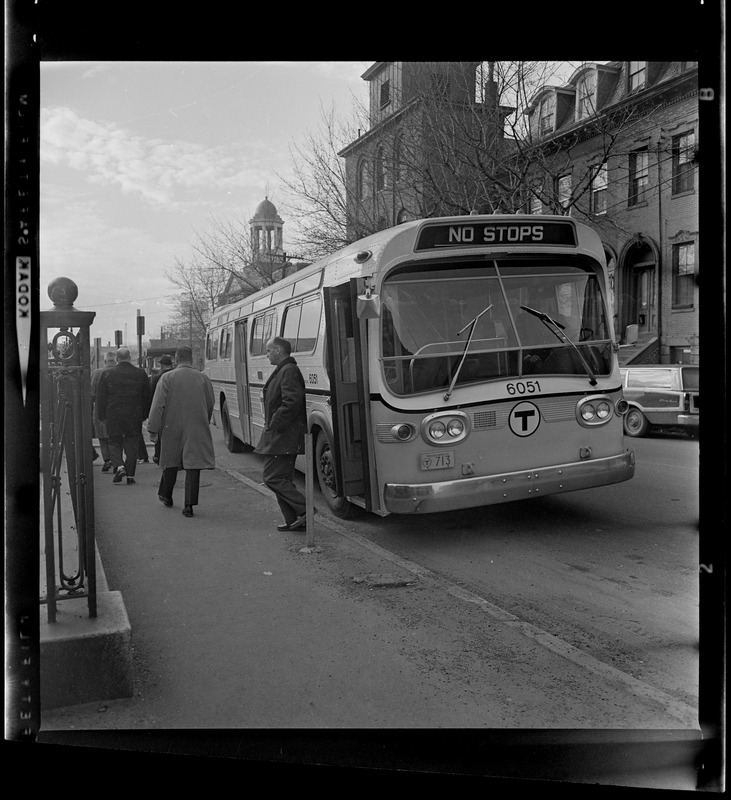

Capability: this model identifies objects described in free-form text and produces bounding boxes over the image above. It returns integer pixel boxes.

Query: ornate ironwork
[40,281,97,622]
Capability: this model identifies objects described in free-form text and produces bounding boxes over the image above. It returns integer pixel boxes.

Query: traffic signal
[136,316,145,336]
[114,330,123,346]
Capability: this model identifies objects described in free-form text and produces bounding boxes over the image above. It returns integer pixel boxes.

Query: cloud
[41,106,262,207]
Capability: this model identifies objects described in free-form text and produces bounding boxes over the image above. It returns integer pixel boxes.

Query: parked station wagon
[619,365,699,438]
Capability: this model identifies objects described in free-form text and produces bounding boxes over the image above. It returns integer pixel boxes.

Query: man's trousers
[262,454,306,526]
[108,419,141,476]
[158,467,201,506]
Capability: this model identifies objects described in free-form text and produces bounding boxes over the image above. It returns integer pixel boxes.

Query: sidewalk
[36,443,704,787]
[41,445,490,729]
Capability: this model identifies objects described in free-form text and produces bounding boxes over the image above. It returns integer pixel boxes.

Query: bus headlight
[576,395,614,428]
[447,419,465,437]
[421,411,470,445]
[430,421,447,439]
[596,400,612,419]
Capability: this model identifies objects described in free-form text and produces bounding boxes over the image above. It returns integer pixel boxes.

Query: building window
[629,61,646,92]
[396,208,409,224]
[375,145,386,191]
[538,95,555,136]
[357,159,367,201]
[380,79,390,108]
[557,174,572,211]
[393,136,402,185]
[529,189,542,215]
[591,163,608,214]
[672,242,695,307]
[628,149,649,206]
[672,131,696,194]
[576,73,595,119]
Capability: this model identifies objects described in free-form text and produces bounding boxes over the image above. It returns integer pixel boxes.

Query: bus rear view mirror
[357,293,380,319]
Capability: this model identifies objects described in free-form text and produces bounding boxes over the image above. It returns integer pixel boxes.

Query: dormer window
[576,73,596,119]
[538,94,555,136]
[380,79,391,108]
[628,61,646,92]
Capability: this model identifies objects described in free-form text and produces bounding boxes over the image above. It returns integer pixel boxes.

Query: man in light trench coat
[147,346,215,518]
[254,336,308,531]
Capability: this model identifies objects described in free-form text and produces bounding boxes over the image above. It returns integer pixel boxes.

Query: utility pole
[136,308,145,369]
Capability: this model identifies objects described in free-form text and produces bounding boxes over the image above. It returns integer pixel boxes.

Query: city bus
[204,214,635,518]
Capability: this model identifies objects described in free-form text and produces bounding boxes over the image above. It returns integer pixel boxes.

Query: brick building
[339,62,515,237]
[340,61,699,366]
[521,61,699,365]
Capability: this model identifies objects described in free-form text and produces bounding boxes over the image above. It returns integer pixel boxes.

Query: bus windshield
[381,259,612,396]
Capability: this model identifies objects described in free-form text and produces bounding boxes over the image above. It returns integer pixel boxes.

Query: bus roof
[208,214,601,328]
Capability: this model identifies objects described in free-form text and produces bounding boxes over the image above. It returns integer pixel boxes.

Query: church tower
[250,196,284,257]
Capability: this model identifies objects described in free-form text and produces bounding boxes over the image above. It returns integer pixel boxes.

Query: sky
[39,60,599,349]
[39,61,373,346]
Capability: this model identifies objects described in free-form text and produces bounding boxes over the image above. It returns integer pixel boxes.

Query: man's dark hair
[176,346,193,363]
[271,336,292,355]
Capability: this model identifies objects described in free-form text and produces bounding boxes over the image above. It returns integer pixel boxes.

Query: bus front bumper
[383,450,635,514]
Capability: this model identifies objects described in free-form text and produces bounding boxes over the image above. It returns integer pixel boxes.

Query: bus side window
[207,331,219,361]
[251,312,276,355]
[282,302,302,349]
[296,296,322,353]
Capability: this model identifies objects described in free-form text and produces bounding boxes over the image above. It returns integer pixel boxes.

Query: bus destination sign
[415,220,577,251]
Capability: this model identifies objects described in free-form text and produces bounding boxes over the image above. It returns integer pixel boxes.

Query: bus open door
[322,280,373,514]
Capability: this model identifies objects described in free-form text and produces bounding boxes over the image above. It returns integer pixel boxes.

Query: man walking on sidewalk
[148,354,174,464]
[96,346,151,485]
[254,336,308,532]
[148,346,215,518]
[91,350,117,472]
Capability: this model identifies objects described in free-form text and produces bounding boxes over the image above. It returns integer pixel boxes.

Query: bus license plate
[420,450,455,471]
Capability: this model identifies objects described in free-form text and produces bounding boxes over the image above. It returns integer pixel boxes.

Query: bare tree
[164,252,227,341]
[164,212,296,334]
[297,61,669,242]
[277,100,383,260]
[393,61,667,228]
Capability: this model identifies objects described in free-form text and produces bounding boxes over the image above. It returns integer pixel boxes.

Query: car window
[681,367,699,391]
[626,368,674,389]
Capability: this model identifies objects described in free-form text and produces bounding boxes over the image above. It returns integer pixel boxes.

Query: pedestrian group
[92,339,310,530]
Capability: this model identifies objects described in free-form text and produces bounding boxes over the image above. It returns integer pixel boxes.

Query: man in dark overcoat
[254,336,308,531]
[148,354,174,464]
[147,346,215,518]
[96,346,151,485]
[90,350,117,472]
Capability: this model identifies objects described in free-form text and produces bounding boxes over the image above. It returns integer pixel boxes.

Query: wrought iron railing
[40,279,97,622]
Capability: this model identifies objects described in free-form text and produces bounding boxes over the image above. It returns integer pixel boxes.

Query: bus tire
[314,430,359,519]
[624,407,649,438]
[221,399,245,452]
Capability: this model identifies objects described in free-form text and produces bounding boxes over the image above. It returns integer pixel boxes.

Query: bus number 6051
[506,380,542,395]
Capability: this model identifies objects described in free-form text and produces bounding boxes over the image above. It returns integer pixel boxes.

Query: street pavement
[35,439,704,788]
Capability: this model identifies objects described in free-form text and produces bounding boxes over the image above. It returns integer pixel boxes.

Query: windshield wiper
[520,305,597,386]
[443,304,493,401]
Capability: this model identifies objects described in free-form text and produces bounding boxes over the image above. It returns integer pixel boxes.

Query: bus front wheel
[624,407,649,437]
[315,431,359,519]
[221,399,244,452]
